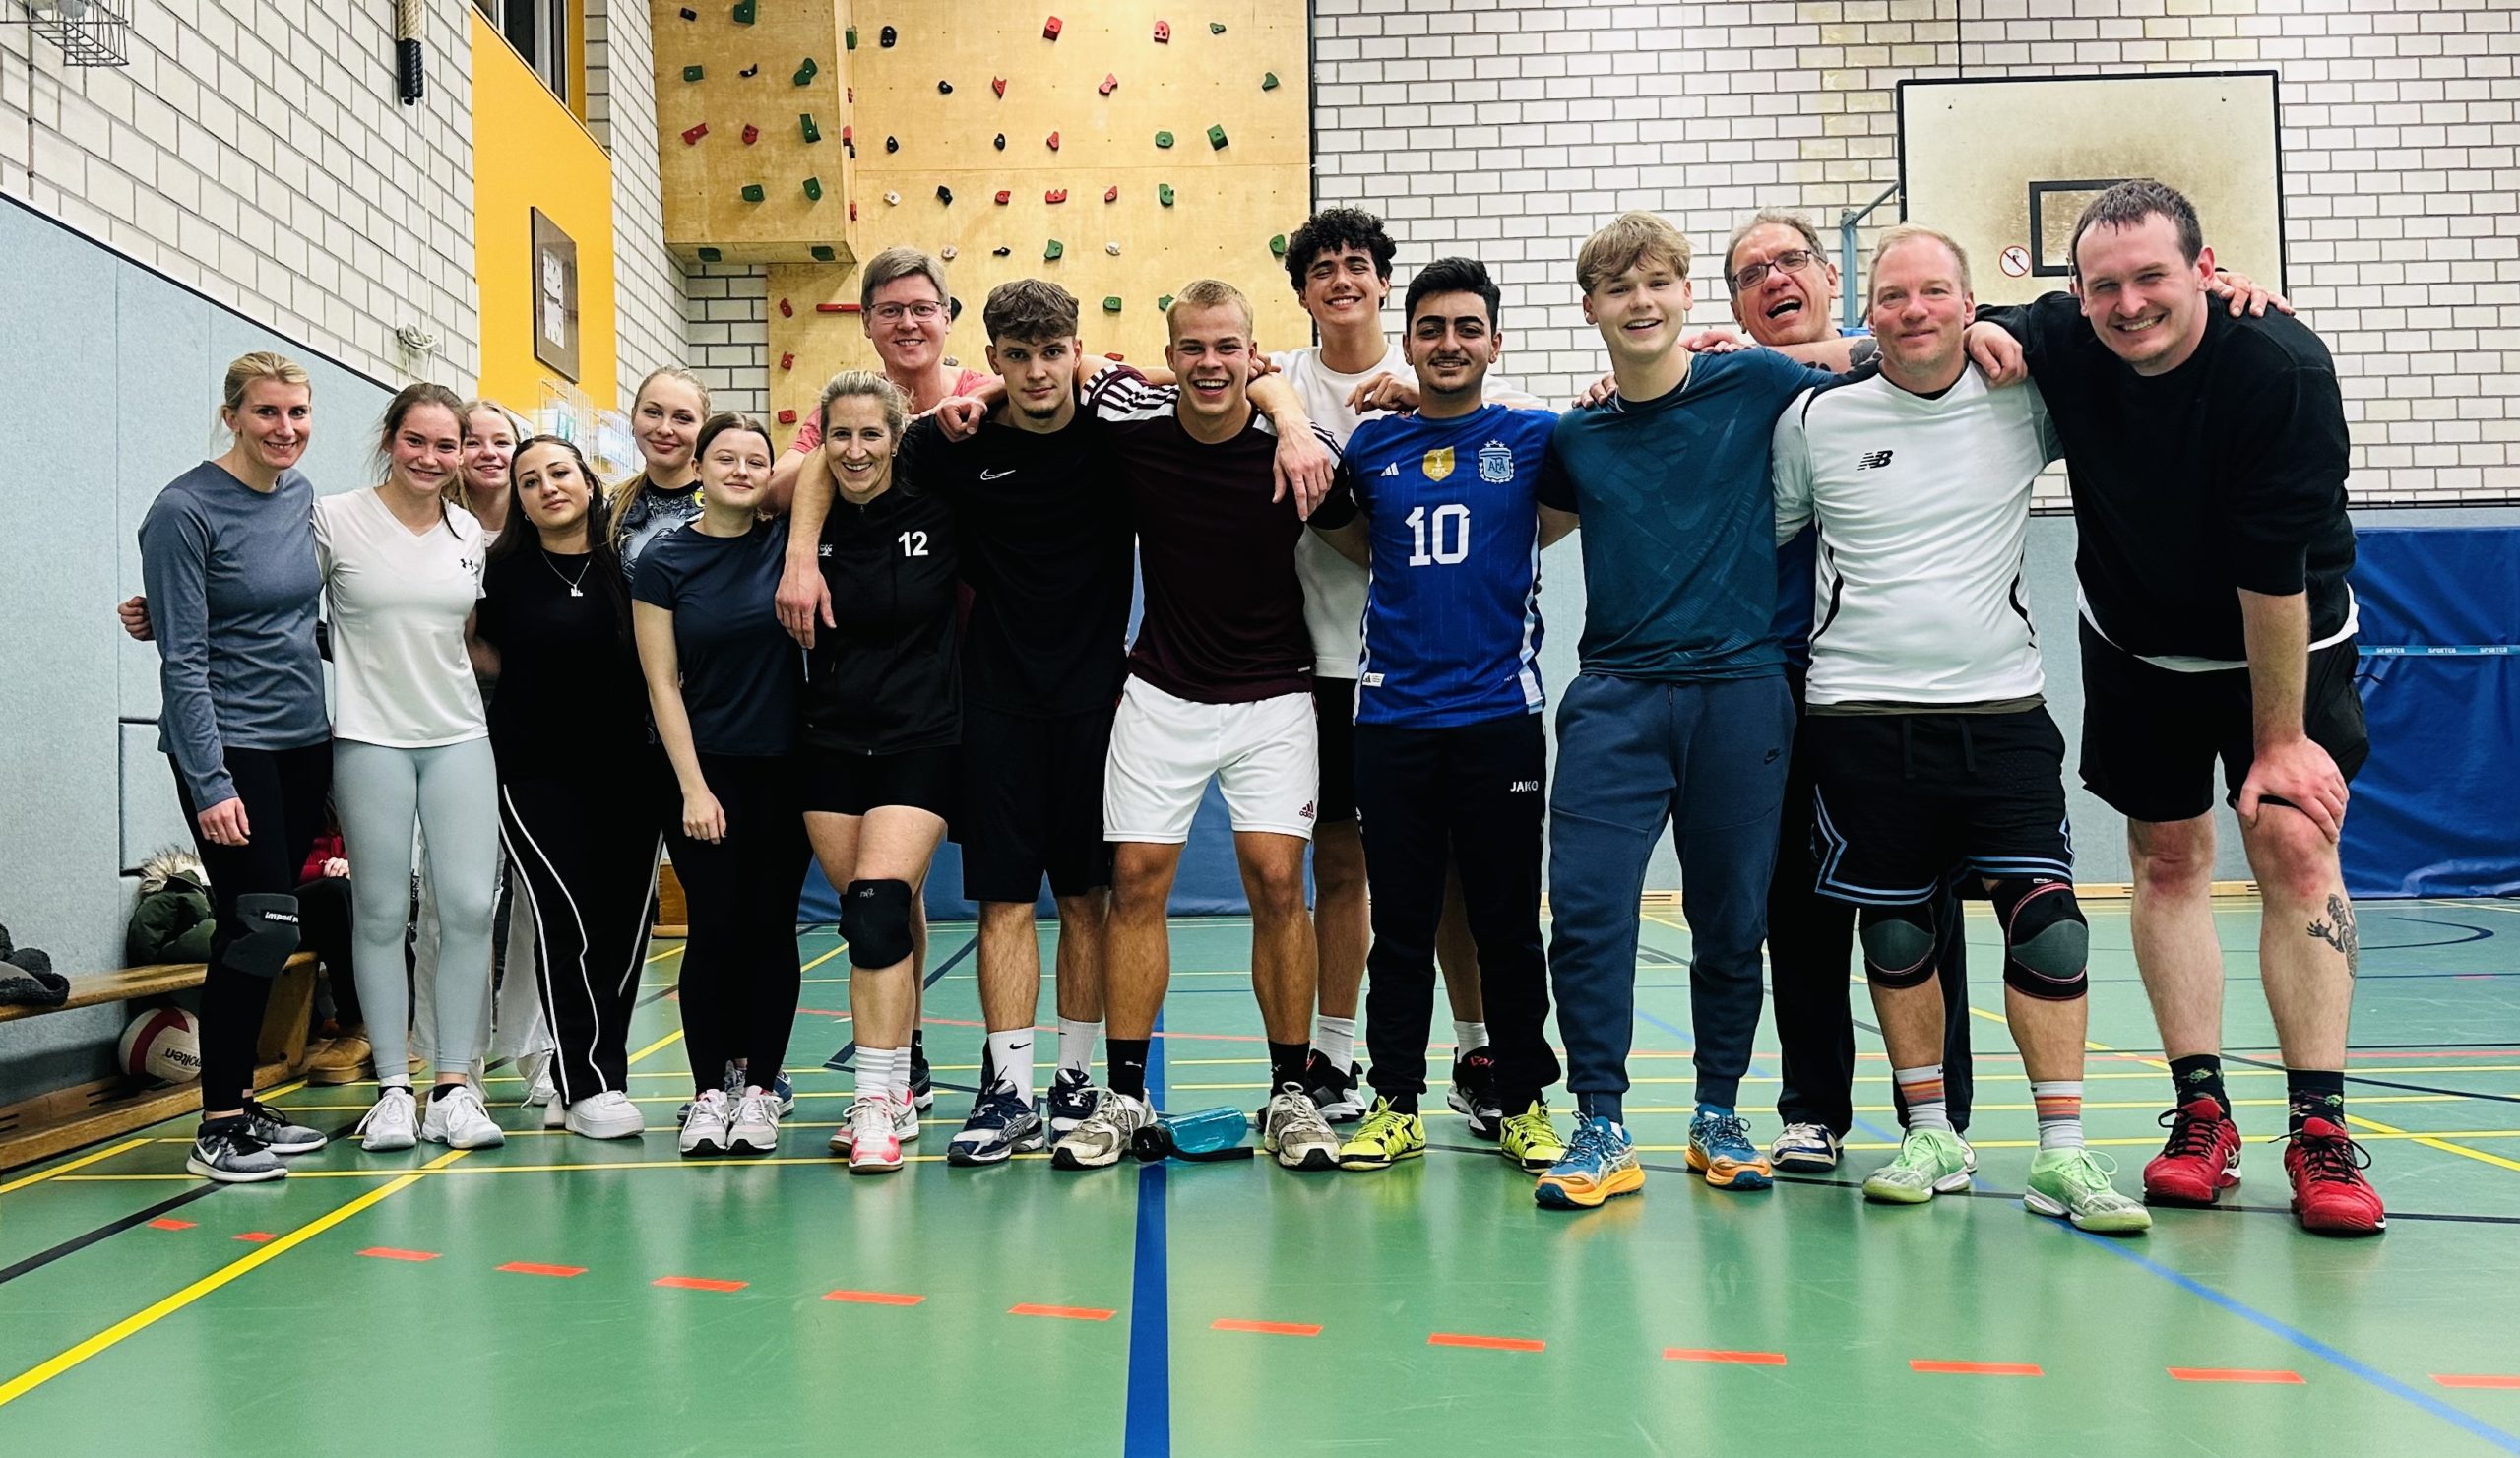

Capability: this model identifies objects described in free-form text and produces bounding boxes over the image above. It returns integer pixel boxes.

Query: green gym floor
[3,898,2518,1457]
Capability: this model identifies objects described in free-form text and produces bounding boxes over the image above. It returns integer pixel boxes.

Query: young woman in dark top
[797,372,963,1175]
[632,412,812,1159]
[472,435,666,1140]
[611,367,712,581]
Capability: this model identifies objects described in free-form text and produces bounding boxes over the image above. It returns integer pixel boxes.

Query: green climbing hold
[1269,233,1287,257]
[683,64,704,82]
[1159,183,1175,207]
[1208,123,1228,149]
[1210,21,1226,33]
[732,0,756,23]
[845,26,856,49]
[741,183,765,203]
[1103,296,1123,314]
[1158,293,1175,311]
[697,246,723,262]
[1044,239,1064,261]
[811,245,837,262]
[1262,72,1279,91]
[793,57,818,86]
[1155,130,1174,149]
[803,176,823,201]
[800,113,820,143]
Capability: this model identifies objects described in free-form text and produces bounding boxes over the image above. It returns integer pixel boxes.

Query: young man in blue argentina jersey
[1305,258,1578,1176]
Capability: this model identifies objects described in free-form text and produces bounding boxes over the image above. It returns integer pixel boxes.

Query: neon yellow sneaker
[2027,1147,2153,1234]
[1862,1127,1972,1204]
[1499,1100,1567,1173]
[1336,1098,1426,1170]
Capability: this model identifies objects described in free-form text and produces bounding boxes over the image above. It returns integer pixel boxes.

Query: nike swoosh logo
[979,468,1016,480]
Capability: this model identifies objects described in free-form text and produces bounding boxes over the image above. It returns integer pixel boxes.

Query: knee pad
[1994,877,2088,1000]
[223,893,302,979]
[1857,903,1938,989]
[842,879,915,969]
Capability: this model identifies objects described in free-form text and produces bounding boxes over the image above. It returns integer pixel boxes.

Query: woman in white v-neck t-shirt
[318,383,506,1157]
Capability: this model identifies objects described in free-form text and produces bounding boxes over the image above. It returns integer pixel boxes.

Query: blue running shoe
[771,1070,795,1116]
[1045,1067,1099,1134]
[1687,1109,1773,1191]
[948,1086,1047,1167]
[1535,1115,1644,1210]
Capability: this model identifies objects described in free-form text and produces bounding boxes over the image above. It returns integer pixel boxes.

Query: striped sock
[1894,1064,1951,1132]
[1312,1016,1356,1070]
[2033,1081,2086,1149]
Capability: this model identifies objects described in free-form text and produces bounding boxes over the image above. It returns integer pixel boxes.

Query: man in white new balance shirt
[1770,225,2150,1234]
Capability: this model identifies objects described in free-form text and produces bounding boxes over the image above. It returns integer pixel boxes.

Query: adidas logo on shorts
[1299,801,1316,821]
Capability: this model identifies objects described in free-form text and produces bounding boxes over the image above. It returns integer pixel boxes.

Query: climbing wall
[649,0,862,266]
[764,0,1311,437]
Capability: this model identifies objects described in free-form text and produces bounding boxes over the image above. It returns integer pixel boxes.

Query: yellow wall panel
[651,0,861,263]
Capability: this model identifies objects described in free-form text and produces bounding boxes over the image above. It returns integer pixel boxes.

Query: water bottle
[1131,1106,1254,1162]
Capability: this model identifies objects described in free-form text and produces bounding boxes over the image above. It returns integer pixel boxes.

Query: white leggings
[334,737,500,1084]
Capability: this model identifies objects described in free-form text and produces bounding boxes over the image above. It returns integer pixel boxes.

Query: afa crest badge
[1478,440,1514,483]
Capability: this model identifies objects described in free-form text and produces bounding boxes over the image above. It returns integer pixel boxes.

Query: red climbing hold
[817,303,845,313]
[992,76,1007,97]
[1153,20,1170,42]
[1046,130,1060,151]
[681,123,708,145]
[780,351,794,370]
[1098,73,1117,96]
[1104,185,1118,203]
[995,189,1012,205]
[1042,16,1061,40]
[741,123,759,145]
[779,298,793,317]
[1045,188,1068,204]
[777,409,797,424]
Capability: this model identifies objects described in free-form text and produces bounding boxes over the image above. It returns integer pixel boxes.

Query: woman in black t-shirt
[632,413,813,1161]
[799,373,963,1174]
[472,436,666,1142]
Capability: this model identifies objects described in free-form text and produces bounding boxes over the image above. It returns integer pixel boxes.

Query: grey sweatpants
[334,736,501,1084]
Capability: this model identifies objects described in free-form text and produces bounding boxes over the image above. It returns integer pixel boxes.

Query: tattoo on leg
[2307,894,2360,975]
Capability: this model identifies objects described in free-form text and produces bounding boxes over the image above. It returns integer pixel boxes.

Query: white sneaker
[1261,1085,1340,1172]
[894,1090,921,1143]
[421,1084,507,1150]
[356,1087,418,1153]
[543,1096,566,1130]
[563,1090,646,1140]
[1958,1133,1979,1174]
[521,1053,558,1109]
[728,1090,781,1155]
[846,1096,903,1173]
[679,1088,733,1157]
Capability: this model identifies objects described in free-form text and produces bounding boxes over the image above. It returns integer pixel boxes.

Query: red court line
[146,1218,195,1231]
[1666,1348,1788,1366]
[824,1289,925,1306]
[233,1232,276,1243]
[1212,1319,1321,1337]
[2170,1367,2304,1384]
[655,1276,749,1292]
[2435,1374,2520,1390]
[357,1247,440,1262]
[1010,1303,1115,1321]
[1429,1333,1545,1353]
[1911,1360,2043,1377]
[498,1262,587,1278]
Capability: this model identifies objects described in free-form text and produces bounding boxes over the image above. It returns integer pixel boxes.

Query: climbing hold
[883,190,902,205]
[1158,293,1175,310]
[1103,296,1122,313]
[1045,188,1068,204]
[680,122,708,145]
[1042,15,1061,39]
[1210,21,1225,32]
[1044,239,1064,261]
[793,56,818,86]
[1159,183,1175,207]
[817,303,845,313]
[1104,185,1118,203]
[778,409,797,424]
[1155,130,1174,148]
[1262,72,1279,90]
[780,351,794,370]
[803,176,823,200]
[800,113,820,143]
[678,7,695,19]
[1209,123,1228,149]
[879,24,896,46]
[839,303,863,314]
[1154,19,1170,41]
[741,123,760,145]
[779,297,793,317]
[740,183,765,202]
[936,185,954,205]
[844,25,856,49]
[994,189,1012,205]
[1046,130,1060,151]
[949,297,963,322]
[994,132,1005,150]
[885,135,899,153]
[992,76,1007,97]
[991,246,1011,257]
[738,63,759,78]
[682,64,704,82]
[849,201,857,220]
[811,245,837,261]
[940,246,959,261]
[1105,241,1121,256]
[697,246,723,262]
[937,80,953,95]
[1099,72,1117,96]
[1105,351,1125,361]
[1269,233,1287,257]
[731,0,755,22]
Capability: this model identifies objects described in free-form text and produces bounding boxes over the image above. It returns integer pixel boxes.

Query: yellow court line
[0,1138,154,1197]
[0,1147,471,1409]
[645,944,685,964]
[625,1030,685,1067]
[1632,1130,2520,1155]
[2344,1112,2520,1175]
[801,940,850,973]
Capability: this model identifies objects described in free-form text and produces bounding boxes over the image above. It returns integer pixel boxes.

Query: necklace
[543,549,592,598]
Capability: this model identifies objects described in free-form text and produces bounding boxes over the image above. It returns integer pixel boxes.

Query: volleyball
[118,1008,202,1084]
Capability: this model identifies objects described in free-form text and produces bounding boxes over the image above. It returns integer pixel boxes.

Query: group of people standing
[136,179,2383,1236]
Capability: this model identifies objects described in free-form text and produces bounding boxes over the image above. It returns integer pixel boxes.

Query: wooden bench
[0,952,319,1171]
[654,862,688,940]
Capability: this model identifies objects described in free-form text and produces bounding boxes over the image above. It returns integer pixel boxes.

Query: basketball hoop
[3,0,132,67]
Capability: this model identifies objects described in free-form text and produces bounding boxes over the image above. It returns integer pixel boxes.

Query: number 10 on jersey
[1406,504,1470,566]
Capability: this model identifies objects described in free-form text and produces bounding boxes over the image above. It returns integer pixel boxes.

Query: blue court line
[1122,1016,1170,1458]
[2066,1227,2520,1455]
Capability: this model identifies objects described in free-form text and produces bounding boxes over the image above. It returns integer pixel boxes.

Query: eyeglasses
[1731,248,1819,293]
[871,301,946,323]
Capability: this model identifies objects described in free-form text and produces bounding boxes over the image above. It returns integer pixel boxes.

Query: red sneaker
[2285,1118,2387,1236]
[2142,1097,2242,1205]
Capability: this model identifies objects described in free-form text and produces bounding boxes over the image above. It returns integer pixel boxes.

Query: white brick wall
[684,262,770,415]
[0,0,479,388]
[1310,0,2520,504]
[587,0,689,406]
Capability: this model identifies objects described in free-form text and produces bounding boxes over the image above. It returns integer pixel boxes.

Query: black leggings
[665,754,811,1096]
[171,743,332,1112]
[501,771,665,1104]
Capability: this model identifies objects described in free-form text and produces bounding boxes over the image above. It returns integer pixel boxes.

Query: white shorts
[1103,676,1320,843]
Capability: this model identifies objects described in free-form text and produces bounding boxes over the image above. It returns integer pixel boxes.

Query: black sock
[2287,1069,2346,1134]
[912,1029,925,1055]
[1107,1039,1151,1100]
[432,1083,469,1105]
[2169,1054,2229,1116]
[1267,1040,1310,1092]
[1383,1090,1419,1115]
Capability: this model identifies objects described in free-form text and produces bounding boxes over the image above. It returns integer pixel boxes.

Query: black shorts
[1807,707,2073,905]
[959,702,1114,903]
[2078,620,2370,825]
[800,744,959,821]
[1314,676,1358,826]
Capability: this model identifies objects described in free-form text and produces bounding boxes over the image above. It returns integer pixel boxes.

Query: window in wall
[476,0,570,105]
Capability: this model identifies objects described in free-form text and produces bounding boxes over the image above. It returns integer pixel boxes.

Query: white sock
[855,1046,900,1104]
[986,1029,1038,1101]
[1057,1018,1102,1077]
[1313,1015,1356,1069]
[1454,1021,1489,1054]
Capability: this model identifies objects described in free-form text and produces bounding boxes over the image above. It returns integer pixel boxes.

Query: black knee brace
[842,879,915,969]
[223,893,301,979]
[1993,877,2088,1000]
[1858,902,1938,989]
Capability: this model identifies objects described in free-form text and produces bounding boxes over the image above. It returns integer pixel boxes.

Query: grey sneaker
[949,1086,1048,1166]
[1050,1089,1151,1170]
[1261,1084,1340,1172]
[726,1090,781,1155]
[1862,1127,1972,1204]
[1768,1121,1842,1174]
[187,1118,286,1183]
[244,1099,326,1156]
[679,1089,732,1157]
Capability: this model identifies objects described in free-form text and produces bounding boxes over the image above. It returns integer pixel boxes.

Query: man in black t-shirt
[1985,180,2381,1235]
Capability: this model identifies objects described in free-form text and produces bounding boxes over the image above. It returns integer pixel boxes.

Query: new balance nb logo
[1857,449,1894,471]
